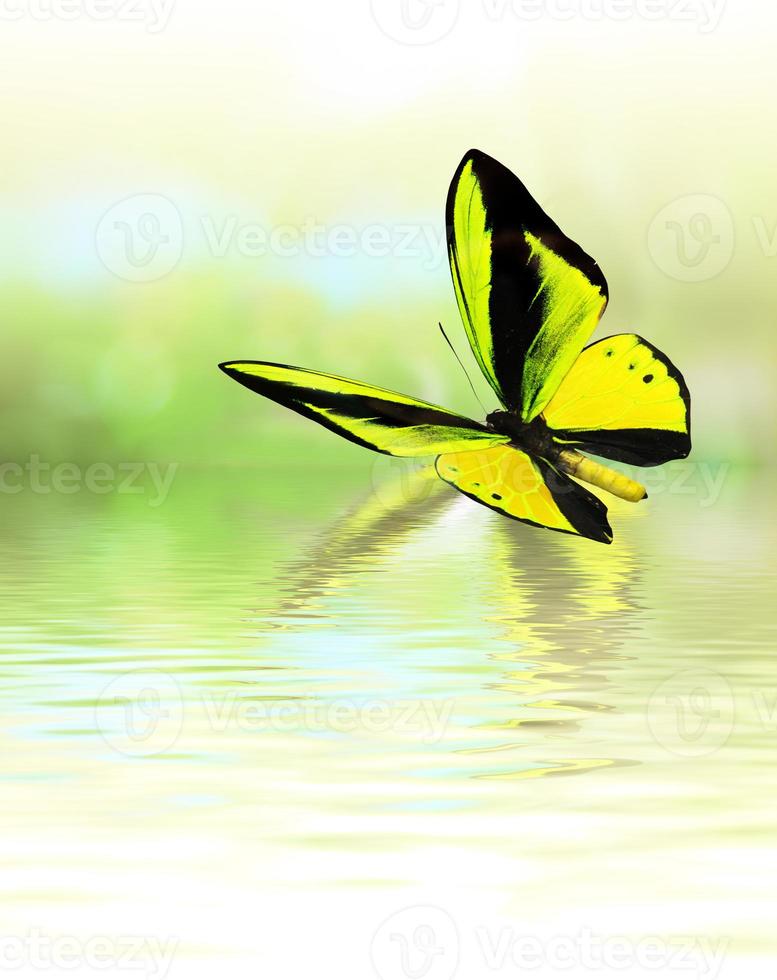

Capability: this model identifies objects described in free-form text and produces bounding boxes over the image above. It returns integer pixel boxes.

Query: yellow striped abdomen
[557,449,647,503]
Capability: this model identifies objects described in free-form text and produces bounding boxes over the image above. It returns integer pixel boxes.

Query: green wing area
[219,361,510,457]
[447,149,609,421]
[543,334,691,465]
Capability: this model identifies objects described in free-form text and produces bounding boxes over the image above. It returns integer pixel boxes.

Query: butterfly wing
[436,444,612,544]
[542,334,691,465]
[447,149,608,420]
[219,361,510,457]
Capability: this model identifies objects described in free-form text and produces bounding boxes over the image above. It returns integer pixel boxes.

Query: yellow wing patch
[541,334,691,466]
[543,334,687,431]
[436,445,612,543]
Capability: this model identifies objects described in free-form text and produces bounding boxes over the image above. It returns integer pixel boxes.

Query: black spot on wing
[435,453,613,544]
[552,333,692,466]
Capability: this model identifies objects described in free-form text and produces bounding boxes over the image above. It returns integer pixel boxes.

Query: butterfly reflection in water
[219,150,691,544]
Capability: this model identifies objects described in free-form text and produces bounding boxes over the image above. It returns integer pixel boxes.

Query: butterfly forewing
[219,361,510,458]
[447,149,609,421]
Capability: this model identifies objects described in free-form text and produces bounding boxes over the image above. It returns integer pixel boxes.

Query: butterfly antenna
[438,322,487,414]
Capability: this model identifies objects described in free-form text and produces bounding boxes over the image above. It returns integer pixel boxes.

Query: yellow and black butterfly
[219,149,690,544]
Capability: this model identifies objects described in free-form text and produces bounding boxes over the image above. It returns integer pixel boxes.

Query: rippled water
[1,460,775,978]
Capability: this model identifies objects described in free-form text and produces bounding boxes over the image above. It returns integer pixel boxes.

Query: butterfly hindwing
[435,444,612,544]
[219,361,510,457]
[543,334,691,465]
[447,149,609,420]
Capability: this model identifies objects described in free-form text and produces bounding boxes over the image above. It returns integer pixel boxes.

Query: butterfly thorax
[486,410,557,460]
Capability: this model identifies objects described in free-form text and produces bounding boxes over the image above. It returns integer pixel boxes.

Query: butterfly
[219,149,691,544]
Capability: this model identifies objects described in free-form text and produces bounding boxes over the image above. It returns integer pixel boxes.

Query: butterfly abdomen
[488,410,646,503]
[557,449,647,503]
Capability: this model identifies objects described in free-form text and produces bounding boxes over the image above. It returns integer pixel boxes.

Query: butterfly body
[220,149,690,544]
[485,410,553,456]
[483,410,647,503]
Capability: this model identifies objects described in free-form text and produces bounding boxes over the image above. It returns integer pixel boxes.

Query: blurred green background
[2,1,773,472]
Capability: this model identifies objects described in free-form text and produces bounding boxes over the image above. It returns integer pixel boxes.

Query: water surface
[0,461,774,978]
